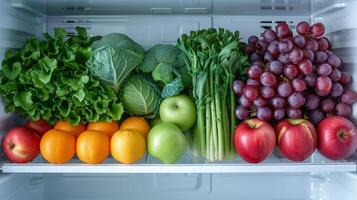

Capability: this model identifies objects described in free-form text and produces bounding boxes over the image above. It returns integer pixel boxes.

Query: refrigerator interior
[0,0,357,199]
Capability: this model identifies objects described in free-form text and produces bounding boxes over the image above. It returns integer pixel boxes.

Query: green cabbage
[121,74,161,118]
[87,33,145,93]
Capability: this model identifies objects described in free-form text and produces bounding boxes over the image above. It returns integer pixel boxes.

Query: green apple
[159,95,196,131]
[148,122,187,164]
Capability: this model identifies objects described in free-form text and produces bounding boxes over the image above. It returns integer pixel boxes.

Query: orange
[120,117,150,138]
[54,121,86,138]
[110,129,146,164]
[76,130,110,164]
[40,129,76,164]
[87,121,119,138]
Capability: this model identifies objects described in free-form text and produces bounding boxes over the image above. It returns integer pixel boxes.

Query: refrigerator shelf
[1,152,356,174]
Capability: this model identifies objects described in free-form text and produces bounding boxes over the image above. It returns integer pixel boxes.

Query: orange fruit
[54,121,86,138]
[110,129,146,164]
[87,121,119,138]
[40,129,76,164]
[120,117,150,137]
[76,130,110,164]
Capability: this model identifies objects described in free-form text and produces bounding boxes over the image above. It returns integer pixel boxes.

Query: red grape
[317,37,330,51]
[248,35,259,44]
[310,23,325,38]
[263,29,277,42]
[287,108,302,119]
[329,69,342,82]
[264,52,275,62]
[268,40,279,56]
[248,65,263,80]
[268,60,283,75]
[243,85,259,100]
[293,35,306,48]
[296,21,310,36]
[288,92,305,108]
[284,64,298,79]
[253,97,268,107]
[330,82,344,97]
[335,103,352,117]
[274,109,286,121]
[305,94,320,110]
[233,80,245,96]
[317,63,332,76]
[276,22,291,39]
[321,98,335,113]
[278,39,293,53]
[305,40,319,52]
[305,74,317,87]
[255,40,268,55]
[316,75,332,92]
[314,51,328,64]
[298,59,313,75]
[271,97,286,109]
[315,88,330,97]
[278,81,293,97]
[260,72,277,87]
[250,52,262,62]
[340,72,352,84]
[303,49,315,62]
[278,53,290,64]
[260,86,275,99]
[245,44,255,54]
[237,21,353,123]
[308,110,325,125]
[257,106,273,121]
[292,78,307,92]
[247,79,260,87]
[289,48,304,64]
[341,89,357,104]
[235,105,250,120]
[327,54,342,68]
[239,96,253,107]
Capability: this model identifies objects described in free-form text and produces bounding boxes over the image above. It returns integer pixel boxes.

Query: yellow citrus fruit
[54,121,86,138]
[120,117,150,138]
[76,130,110,164]
[87,121,120,138]
[110,129,146,164]
[40,129,76,164]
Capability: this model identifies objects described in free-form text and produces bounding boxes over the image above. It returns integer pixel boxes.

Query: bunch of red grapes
[234,21,357,125]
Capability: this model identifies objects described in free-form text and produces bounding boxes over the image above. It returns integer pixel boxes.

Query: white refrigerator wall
[1,0,357,200]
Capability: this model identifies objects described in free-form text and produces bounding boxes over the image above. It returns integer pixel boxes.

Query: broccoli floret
[138,44,190,97]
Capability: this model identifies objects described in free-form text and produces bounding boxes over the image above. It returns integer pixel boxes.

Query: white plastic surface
[2,152,356,174]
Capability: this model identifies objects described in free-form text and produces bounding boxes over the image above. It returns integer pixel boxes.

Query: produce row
[3,96,194,164]
[1,20,357,165]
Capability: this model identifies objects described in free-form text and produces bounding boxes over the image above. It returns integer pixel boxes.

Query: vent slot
[260,6,273,10]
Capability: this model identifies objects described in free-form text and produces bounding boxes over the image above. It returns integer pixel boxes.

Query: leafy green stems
[178,28,248,161]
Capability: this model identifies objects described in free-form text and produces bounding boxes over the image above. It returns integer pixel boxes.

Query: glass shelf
[1,152,356,174]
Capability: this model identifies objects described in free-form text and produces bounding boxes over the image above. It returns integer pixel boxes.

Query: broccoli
[138,44,191,98]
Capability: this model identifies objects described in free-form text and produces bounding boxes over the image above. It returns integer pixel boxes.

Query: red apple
[2,126,41,163]
[276,118,317,161]
[234,118,276,163]
[317,116,357,160]
[25,119,52,136]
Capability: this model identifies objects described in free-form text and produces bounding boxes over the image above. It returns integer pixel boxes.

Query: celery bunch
[178,28,248,161]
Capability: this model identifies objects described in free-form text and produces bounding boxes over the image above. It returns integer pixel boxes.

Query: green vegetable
[121,74,161,118]
[87,33,145,93]
[177,28,249,161]
[0,27,123,125]
[138,44,190,97]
